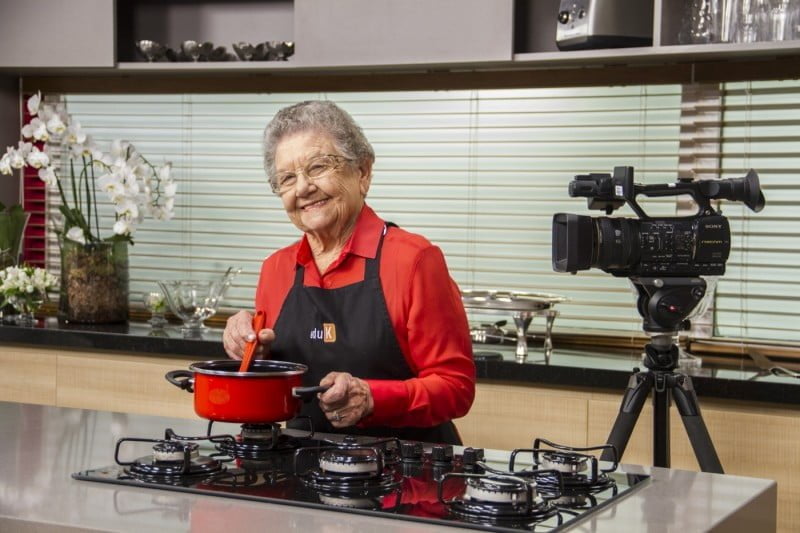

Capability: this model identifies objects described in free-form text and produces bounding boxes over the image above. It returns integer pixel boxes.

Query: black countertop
[2,317,798,406]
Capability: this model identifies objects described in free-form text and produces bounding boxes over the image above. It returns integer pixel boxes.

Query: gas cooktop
[73,423,649,533]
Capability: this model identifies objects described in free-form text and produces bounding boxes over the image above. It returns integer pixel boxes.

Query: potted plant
[0,91,177,323]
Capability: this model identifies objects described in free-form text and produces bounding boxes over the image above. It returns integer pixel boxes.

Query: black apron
[270,224,461,445]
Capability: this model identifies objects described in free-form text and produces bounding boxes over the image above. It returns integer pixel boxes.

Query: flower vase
[59,239,129,323]
[0,210,30,270]
[0,210,30,321]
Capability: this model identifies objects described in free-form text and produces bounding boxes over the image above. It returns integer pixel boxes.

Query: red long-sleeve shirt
[255,204,475,428]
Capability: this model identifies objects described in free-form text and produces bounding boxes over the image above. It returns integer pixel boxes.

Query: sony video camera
[552,166,765,277]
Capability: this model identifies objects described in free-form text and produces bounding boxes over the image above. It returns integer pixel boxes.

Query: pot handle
[165,370,195,393]
[292,385,330,401]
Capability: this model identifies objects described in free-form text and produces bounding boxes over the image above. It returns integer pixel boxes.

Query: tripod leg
[600,372,652,462]
[652,373,671,468]
[672,375,724,474]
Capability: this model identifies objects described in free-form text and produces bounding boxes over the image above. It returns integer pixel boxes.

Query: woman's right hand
[222,310,276,360]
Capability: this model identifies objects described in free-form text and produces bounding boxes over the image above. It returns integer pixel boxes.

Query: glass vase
[6,290,44,327]
[59,239,129,323]
[0,211,30,270]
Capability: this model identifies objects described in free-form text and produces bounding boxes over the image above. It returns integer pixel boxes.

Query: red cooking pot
[165,360,327,424]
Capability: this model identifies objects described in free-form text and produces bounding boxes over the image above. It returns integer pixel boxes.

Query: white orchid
[2,91,177,243]
[38,166,57,186]
[45,113,66,135]
[112,218,132,235]
[26,91,41,116]
[8,142,31,169]
[69,134,100,159]
[21,117,49,142]
[163,181,177,198]
[0,151,12,174]
[26,146,49,169]
[97,173,126,201]
[114,198,140,220]
[64,120,86,145]
[65,226,86,244]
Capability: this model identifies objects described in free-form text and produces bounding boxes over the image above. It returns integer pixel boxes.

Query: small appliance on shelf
[555,0,654,51]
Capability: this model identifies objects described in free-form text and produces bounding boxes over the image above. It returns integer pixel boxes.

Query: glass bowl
[157,280,223,332]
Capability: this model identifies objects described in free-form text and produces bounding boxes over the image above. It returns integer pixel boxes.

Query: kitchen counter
[2,317,798,406]
[0,402,776,532]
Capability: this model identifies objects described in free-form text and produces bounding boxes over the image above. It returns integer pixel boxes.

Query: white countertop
[0,402,776,532]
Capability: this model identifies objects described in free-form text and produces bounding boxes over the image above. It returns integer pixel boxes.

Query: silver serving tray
[461,290,567,312]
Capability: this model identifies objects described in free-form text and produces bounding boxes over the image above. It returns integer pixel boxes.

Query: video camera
[552,166,765,278]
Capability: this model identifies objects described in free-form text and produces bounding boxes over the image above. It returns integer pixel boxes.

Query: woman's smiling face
[275,130,371,242]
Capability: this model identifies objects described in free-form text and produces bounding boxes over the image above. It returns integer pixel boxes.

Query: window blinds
[715,80,800,342]
[48,86,685,337]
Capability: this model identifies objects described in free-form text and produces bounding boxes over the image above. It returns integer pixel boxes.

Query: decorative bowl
[135,40,166,62]
[158,280,225,332]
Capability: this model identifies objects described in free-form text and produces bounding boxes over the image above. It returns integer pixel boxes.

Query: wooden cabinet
[0,0,114,68]
[455,380,800,533]
[0,345,57,405]
[0,344,196,419]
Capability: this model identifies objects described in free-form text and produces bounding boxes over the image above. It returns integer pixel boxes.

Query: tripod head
[629,276,709,372]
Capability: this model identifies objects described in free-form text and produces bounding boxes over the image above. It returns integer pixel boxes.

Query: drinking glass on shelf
[143,290,168,328]
[770,0,792,40]
[680,0,719,43]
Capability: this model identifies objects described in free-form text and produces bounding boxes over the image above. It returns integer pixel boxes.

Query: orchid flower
[45,114,67,135]
[26,91,41,116]
[64,120,87,146]
[38,166,57,186]
[21,117,49,142]
[112,219,132,236]
[26,146,50,169]
[65,226,86,244]
[9,142,31,169]
[0,150,12,175]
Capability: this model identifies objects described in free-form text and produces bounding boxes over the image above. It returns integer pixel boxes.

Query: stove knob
[431,444,454,464]
[400,441,423,461]
[462,447,485,466]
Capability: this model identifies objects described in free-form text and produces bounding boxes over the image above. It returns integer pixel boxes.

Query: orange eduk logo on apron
[323,323,336,343]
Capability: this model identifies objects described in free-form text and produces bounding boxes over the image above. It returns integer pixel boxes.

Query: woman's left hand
[318,372,374,428]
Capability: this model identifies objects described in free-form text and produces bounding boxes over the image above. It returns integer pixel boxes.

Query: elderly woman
[223,100,475,444]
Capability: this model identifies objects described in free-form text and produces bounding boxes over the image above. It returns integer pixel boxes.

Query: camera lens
[552,214,640,275]
[593,217,640,272]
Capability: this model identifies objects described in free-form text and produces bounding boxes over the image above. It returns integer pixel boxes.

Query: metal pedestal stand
[461,291,566,363]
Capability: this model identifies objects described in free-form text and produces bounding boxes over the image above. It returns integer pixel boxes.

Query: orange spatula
[238,310,266,372]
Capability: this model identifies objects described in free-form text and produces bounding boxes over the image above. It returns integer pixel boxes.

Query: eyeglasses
[271,154,352,194]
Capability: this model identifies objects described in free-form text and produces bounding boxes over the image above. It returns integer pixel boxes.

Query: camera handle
[599,278,724,474]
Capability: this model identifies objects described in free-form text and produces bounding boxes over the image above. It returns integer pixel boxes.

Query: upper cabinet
[1,0,799,80]
[115,0,295,63]
[0,0,115,68]
[293,0,514,67]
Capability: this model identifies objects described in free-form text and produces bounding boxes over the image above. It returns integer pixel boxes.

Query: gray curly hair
[262,100,375,187]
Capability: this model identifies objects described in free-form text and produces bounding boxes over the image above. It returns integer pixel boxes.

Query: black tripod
[599,277,724,474]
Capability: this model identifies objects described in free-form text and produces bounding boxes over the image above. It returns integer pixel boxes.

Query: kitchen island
[0,402,777,532]
[0,319,796,531]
